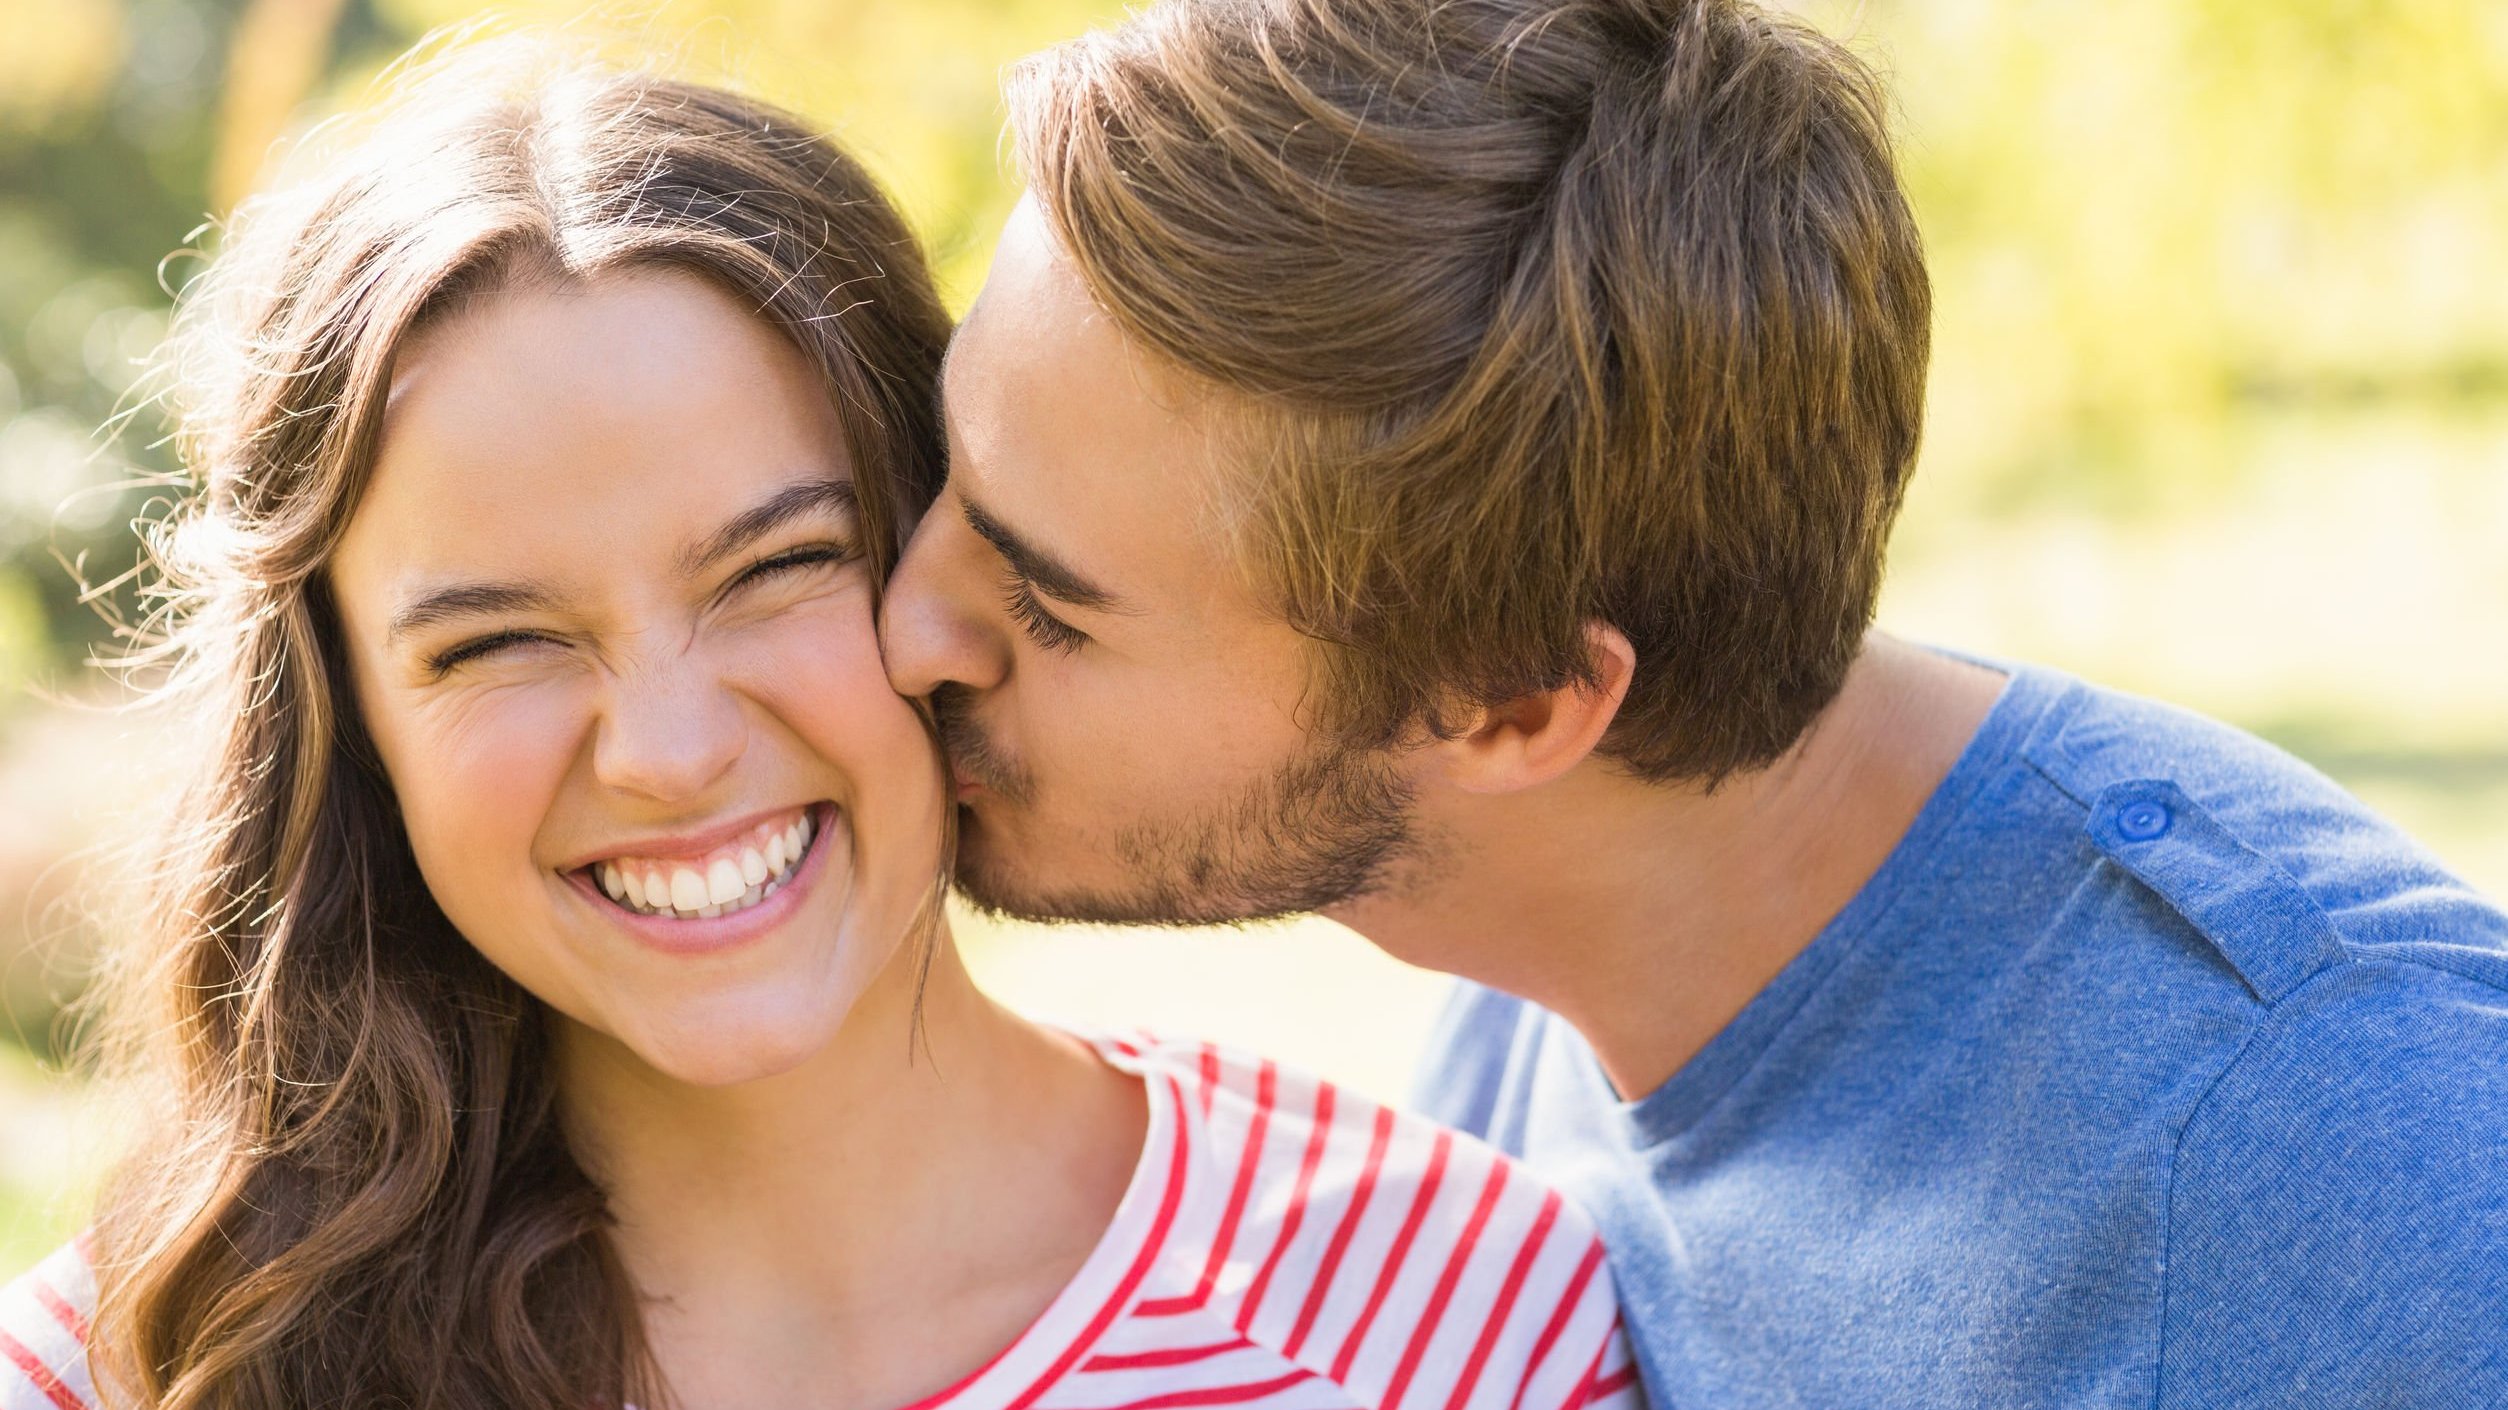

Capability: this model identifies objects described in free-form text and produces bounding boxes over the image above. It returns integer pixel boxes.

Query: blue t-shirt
[1413,662,2508,1409]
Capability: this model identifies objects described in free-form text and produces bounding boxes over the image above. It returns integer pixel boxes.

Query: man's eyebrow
[386,581,559,643]
[960,495,1123,612]
[678,478,858,578]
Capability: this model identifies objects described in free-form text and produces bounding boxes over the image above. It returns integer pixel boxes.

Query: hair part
[87,37,951,1410]
[1009,0,1931,784]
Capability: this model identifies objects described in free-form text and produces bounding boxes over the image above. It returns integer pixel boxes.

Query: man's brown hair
[1009,0,1930,783]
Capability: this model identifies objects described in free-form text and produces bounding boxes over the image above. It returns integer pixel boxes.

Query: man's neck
[1338,635,2007,1101]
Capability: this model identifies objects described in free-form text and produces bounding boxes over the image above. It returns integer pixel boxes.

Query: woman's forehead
[342,271,852,592]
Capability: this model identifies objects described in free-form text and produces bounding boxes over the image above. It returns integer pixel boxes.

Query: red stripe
[1096,1367,1318,1410]
[1197,1044,1223,1118]
[1082,1335,1254,1372]
[1235,1079,1336,1333]
[1557,1340,1611,1410]
[1329,1128,1454,1383]
[1140,1058,1278,1318]
[0,1329,86,1410]
[1506,1242,1607,1410]
[1383,1158,1510,1410]
[1588,1362,1640,1401]
[997,1072,1196,1410]
[1442,1188,1564,1410]
[1282,1103,1396,1359]
[32,1280,88,1344]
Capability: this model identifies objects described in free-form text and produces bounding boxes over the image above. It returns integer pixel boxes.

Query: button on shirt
[1414,661,2508,1409]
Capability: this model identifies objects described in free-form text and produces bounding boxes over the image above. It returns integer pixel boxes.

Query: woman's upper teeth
[593,811,816,919]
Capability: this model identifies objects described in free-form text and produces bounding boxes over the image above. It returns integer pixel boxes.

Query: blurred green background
[3,0,2505,1272]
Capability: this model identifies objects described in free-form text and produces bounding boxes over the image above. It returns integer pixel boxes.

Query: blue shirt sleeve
[2156,959,2508,1408]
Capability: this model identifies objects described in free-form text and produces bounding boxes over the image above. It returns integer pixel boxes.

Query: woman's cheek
[390,680,591,912]
[736,593,898,719]
[737,598,939,808]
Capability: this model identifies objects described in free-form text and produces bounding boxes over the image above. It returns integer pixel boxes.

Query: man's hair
[1009,0,1930,783]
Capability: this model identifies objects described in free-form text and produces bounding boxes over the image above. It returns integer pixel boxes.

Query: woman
[0,38,1638,1410]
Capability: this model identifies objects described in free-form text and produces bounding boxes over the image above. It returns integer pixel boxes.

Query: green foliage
[1796,0,2508,517]
[3,0,2505,659]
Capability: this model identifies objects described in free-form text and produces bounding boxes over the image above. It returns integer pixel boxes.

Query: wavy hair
[82,39,950,1409]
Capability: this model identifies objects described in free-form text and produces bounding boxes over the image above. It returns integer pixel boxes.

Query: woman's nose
[591,664,748,805]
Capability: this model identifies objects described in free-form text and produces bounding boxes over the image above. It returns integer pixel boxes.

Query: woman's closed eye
[420,543,859,678]
[425,629,557,677]
[723,541,857,598]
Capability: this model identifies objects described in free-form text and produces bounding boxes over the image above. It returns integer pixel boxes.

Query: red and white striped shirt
[2,1032,1642,1410]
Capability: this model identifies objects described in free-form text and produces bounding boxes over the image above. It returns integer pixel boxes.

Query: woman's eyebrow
[381,480,856,645]
[678,478,858,577]
[386,581,558,643]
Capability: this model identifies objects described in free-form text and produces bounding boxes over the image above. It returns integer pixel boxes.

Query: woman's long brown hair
[83,38,950,1409]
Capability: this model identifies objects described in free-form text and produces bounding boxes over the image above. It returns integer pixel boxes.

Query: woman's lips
[591,808,816,918]
[566,803,844,956]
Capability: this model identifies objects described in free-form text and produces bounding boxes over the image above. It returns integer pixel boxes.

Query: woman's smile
[561,801,845,956]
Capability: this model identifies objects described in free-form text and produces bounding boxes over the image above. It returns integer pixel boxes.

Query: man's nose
[882,493,1011,699]
[592,662,748,806]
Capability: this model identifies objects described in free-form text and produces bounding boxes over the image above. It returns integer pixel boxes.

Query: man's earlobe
[1444,622,1636,796]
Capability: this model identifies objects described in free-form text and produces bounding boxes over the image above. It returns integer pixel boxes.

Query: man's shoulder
[0,1240,97,1410]
[1414,665,2508,1142]
[2011,667,2508,1000]
[2152,955,2508,1404]
[2177,949,2508,1164]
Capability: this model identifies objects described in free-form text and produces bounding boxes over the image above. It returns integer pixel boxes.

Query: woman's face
[328,267,944,1087]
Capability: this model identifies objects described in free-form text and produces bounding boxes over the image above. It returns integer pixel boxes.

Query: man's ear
[1436,621,1636,796]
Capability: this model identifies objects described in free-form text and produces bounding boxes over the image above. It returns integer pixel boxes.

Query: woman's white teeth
[594,810,819,920]
[669,868,708,912]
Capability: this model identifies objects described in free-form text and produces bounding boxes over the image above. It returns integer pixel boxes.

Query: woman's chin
[627,1024,832,1089]
[589,988,871,1090]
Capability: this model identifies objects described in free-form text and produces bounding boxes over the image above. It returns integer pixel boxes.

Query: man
[881,0,2508,1403]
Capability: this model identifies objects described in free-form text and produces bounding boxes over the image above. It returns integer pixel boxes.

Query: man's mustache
[927,683,1036,804]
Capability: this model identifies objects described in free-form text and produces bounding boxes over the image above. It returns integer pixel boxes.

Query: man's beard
[929,684,1420,927]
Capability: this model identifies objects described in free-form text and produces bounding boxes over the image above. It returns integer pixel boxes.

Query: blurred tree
[5,0,2505,690]
[1799,0,2508,518]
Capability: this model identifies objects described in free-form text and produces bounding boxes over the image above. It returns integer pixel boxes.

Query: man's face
[881,199,1419,925]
